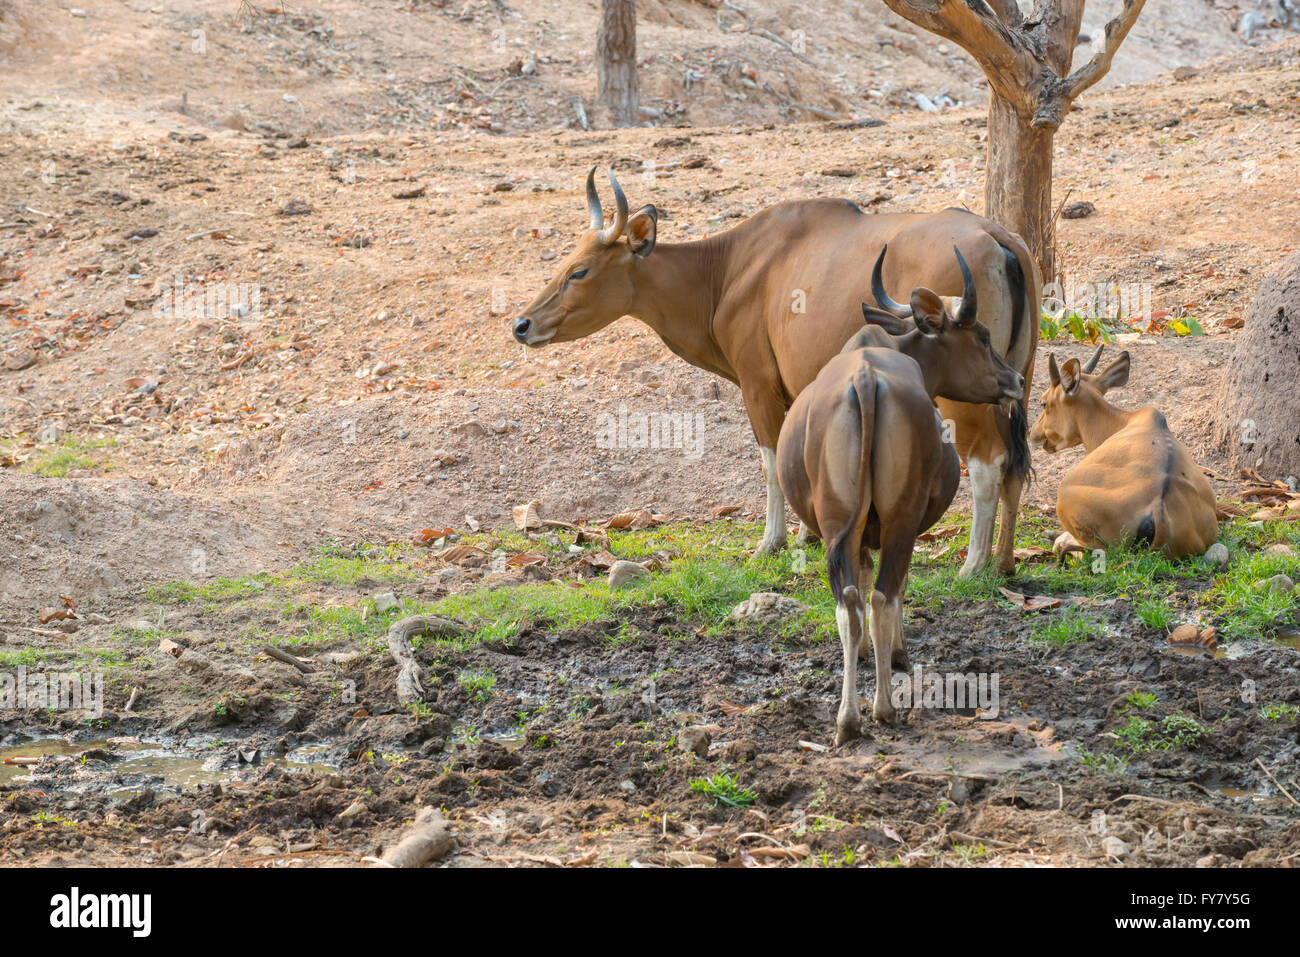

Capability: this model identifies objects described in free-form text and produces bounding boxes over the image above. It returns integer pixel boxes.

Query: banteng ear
[1059,357,1083,396]
[909,287,947,336]
[626,205,658,258]
[1096,351,1131,393]
[1048,353,1061,386]
[861,303,913,336]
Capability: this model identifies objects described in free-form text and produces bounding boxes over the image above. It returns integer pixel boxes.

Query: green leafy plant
[689,772,756,808]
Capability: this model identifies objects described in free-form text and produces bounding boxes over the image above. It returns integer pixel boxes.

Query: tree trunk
[597,0,638,128]
[985,93,1057,284]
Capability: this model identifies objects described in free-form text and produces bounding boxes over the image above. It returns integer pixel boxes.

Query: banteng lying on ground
[777,249,1024,745]
[514,168,1038,576]
[1029,346,1219,559]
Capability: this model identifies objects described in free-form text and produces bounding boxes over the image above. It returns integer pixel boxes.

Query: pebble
[373,592,400,614]
[726,592,808,625]
[1203,542,1229,568]
[678,726,712,758]
[608,560,650,588]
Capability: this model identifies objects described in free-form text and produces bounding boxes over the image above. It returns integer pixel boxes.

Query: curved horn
[871,245,912,319]
[1082,342,1105,374]
[953,246,977,327]
[1048,353,1061,386]
[596,168,629,245]
[585,166,603,232]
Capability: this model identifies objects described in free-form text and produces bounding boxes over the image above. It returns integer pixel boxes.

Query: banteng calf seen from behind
[777,248,1025,745]
[1029,346,1219,559]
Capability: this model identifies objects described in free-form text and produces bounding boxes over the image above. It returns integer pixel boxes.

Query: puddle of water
[1163,643,1226,659]
[449,730,525,751]
[0,737,335,794]
[1273,628,1300,651]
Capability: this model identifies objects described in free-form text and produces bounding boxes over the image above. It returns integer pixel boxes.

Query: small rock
[1061,201,1096,220]
[1203,542,1230,568]
[373,592,400,614]
[723,738,756,763]
[158,638,183,658]
[608,560,650,588]
[1255,574,1296,597]
[1264,543,1295,558]
[619,779,638,795]
[1173,66,1199,81]
[1101,835,1130,859]
[338,800,367,821]
[726,592,808,626]
[1168,623,1200,644]
[678,726,712,758]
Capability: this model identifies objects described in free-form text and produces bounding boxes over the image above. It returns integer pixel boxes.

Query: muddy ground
[2,514,1299,868]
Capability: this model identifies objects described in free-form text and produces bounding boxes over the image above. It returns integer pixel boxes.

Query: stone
[726,592,808,626]
[608,560,650,588]
[678,726,712,758]
[373,592,400,614]
[1255,574,1296,597]
[1203,542,1230,568]
[1211,251,1300,478]
[1101,835,1130,859]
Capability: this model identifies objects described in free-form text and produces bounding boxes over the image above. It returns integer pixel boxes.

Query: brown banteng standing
[514,169,1038,576]
[1030,346,1218,559]
[778,250,1025,745]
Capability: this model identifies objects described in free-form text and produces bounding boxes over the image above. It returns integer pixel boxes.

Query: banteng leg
[960,455,1005,578]
[994,471,1024,574]
[829,537,866,745]
[869,526,913,725]
[757,446,789,555]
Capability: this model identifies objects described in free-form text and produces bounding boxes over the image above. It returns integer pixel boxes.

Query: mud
[3,590,1297,867]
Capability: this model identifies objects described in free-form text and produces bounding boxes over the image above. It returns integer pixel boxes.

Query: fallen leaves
[997,587,1062,612]
[602,508,667,530]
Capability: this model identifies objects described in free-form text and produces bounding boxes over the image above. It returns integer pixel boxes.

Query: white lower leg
[757,446,788,554]
[835,598,861,744]
[960,457,1003,578]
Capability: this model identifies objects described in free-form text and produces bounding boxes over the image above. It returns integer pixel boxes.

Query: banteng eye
[569,268,589,281]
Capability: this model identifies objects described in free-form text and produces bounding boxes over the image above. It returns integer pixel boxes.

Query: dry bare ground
[0,1,1298,868]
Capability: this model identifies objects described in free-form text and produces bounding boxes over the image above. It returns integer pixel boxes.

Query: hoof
[957,560,983,580]
[755,536,787,556]
[872,703,898,727]
[835,721,862,747]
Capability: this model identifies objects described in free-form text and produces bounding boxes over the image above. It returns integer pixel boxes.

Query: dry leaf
[997,587,1062,612]
[747,844,810,861]
[1013,546,1052,562]
[512,500,542,531]
[432,544,489,563]
[505,552,545,568]
[711,505,742,517]
[602,508,666,530]
[917,526,961,543]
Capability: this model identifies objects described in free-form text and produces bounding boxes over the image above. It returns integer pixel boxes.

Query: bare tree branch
[1028,0,1085,75]
[881,0,1038,107]
[985,0,1024,27]
[1061,0,1147,100]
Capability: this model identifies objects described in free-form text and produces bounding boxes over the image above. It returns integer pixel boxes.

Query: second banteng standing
[777,248,1025,745]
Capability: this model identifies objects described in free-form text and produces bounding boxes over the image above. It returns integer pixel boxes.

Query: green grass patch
[689,771,756,808]
[1030,607,1105,645]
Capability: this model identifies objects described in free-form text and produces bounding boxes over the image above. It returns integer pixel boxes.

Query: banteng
[778,249,1024,745]
[514,169,1038,576]
[1029,346,1218,559]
